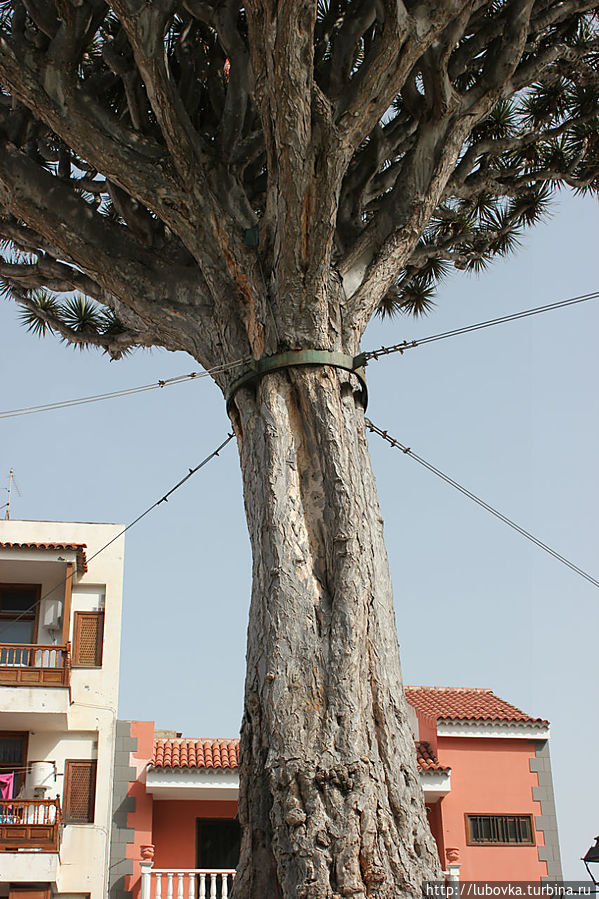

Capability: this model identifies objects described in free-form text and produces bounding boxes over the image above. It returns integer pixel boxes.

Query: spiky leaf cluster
[10,286,131,356]
[17,290,126,346]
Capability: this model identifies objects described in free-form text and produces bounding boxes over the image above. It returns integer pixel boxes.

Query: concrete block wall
[530,740,563,881]
[109,720,138,899]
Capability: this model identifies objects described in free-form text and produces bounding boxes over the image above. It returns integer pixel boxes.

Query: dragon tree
[0,0,597,895]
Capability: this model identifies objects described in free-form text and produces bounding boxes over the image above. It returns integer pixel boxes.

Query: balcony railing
[141,869,236,899]
[0,644,70,686]
[0,798,61,852]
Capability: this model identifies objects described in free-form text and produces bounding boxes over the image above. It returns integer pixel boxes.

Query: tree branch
[0,33,196,244]
[0,257,104,296]
[0,139,211,335]
[108,0,206,188]
[341,114,473,327]
[334,1,466,151]
[460,0,535,115]
[0,217,62,257]
[0,21,268,346]
[12,285,151,359]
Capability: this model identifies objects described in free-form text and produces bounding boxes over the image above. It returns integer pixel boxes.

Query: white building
[0,519,124,899]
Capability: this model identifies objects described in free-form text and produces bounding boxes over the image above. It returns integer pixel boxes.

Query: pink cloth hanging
[0,772,14,799]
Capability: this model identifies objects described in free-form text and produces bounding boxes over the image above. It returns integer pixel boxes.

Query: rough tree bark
[231,364,440,898]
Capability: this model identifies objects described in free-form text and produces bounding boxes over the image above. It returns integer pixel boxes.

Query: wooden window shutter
[73,611,104,666]
[64,759,97,824]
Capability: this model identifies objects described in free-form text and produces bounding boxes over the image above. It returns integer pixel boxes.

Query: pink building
[109,687,561,898]
[406,687,562,883]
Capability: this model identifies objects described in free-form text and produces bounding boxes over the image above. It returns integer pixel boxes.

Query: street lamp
[583,837,599,890]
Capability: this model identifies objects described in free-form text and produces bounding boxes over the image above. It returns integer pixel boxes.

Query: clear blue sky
[1,191,597,880]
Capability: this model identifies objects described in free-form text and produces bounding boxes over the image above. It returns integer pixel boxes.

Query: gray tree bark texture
[231,366,440,898]
[0,1,597,896]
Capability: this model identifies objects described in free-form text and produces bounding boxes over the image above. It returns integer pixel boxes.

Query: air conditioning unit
[42,598,63,631]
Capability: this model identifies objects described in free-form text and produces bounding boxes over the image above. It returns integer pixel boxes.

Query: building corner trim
[530,739,563,881]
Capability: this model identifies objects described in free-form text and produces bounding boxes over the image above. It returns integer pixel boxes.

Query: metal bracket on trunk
[226,350,368,411]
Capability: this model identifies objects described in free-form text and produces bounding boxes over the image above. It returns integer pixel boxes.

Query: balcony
[0,644,70,687]
[141,868,236,899]
[0,798,61,852]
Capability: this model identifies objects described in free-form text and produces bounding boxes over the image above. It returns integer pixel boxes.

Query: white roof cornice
[436,721,550,739]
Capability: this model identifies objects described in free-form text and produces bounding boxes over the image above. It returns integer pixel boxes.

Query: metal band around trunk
[226,350,368,411]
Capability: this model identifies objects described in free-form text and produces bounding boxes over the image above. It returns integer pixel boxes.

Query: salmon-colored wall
[436,737,546,880]
[427,802,445,867]
[418,711,439,756]
[153,799,238,869]
[125,721,156,898]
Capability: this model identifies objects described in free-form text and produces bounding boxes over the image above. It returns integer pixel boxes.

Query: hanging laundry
[0,771,14,799]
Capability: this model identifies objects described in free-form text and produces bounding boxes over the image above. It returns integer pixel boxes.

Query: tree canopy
[0,0,597,366]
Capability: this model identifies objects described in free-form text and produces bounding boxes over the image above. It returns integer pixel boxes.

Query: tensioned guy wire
[0,358,249,419]
[363,289,599,360]
[2,289,597,420]
[366,418,599,590]
[0,433,235,637]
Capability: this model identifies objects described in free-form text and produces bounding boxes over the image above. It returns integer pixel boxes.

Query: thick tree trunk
[230,363,441,899]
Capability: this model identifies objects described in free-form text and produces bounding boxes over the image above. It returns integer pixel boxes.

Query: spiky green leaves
[16,290,130,353]
[18,291,62,336]
[375,180,556,316]
[377,280,437,319]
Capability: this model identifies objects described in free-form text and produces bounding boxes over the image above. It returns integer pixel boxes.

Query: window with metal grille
[64,759,97,824]
[466,814,534,845]
[72,611,104,667]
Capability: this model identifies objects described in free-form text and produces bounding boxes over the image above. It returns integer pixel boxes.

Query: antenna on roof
[5,469,22,520]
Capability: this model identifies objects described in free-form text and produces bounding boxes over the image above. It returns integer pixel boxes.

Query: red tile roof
[406,686,547,725]
[416,741,450,772]
[152,737,447,774]
[152,738,240,769]
[0,541,88,573]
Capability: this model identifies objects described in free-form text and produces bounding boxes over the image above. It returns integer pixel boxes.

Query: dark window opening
[0,732,28,795]
[0,585,39,654]
[196,818,241,870]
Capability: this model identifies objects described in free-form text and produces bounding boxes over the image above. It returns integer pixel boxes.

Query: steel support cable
[366,418,599,589]
[363,290,599,361]
[2,290,598,420]
[0,358,249,419]
[0,432,235,637]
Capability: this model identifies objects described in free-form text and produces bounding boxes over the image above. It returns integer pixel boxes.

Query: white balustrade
[141,869,236,899]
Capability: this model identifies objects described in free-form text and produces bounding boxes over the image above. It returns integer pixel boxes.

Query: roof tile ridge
[152,737,239,744]
[406,685,492,692]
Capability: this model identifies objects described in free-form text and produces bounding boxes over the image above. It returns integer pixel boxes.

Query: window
[0,732,28,796]
[72,611,104,667]
[63,759,97,824]
[466,814,535,846]
[196,818,241,869]
[0,585,40,660]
